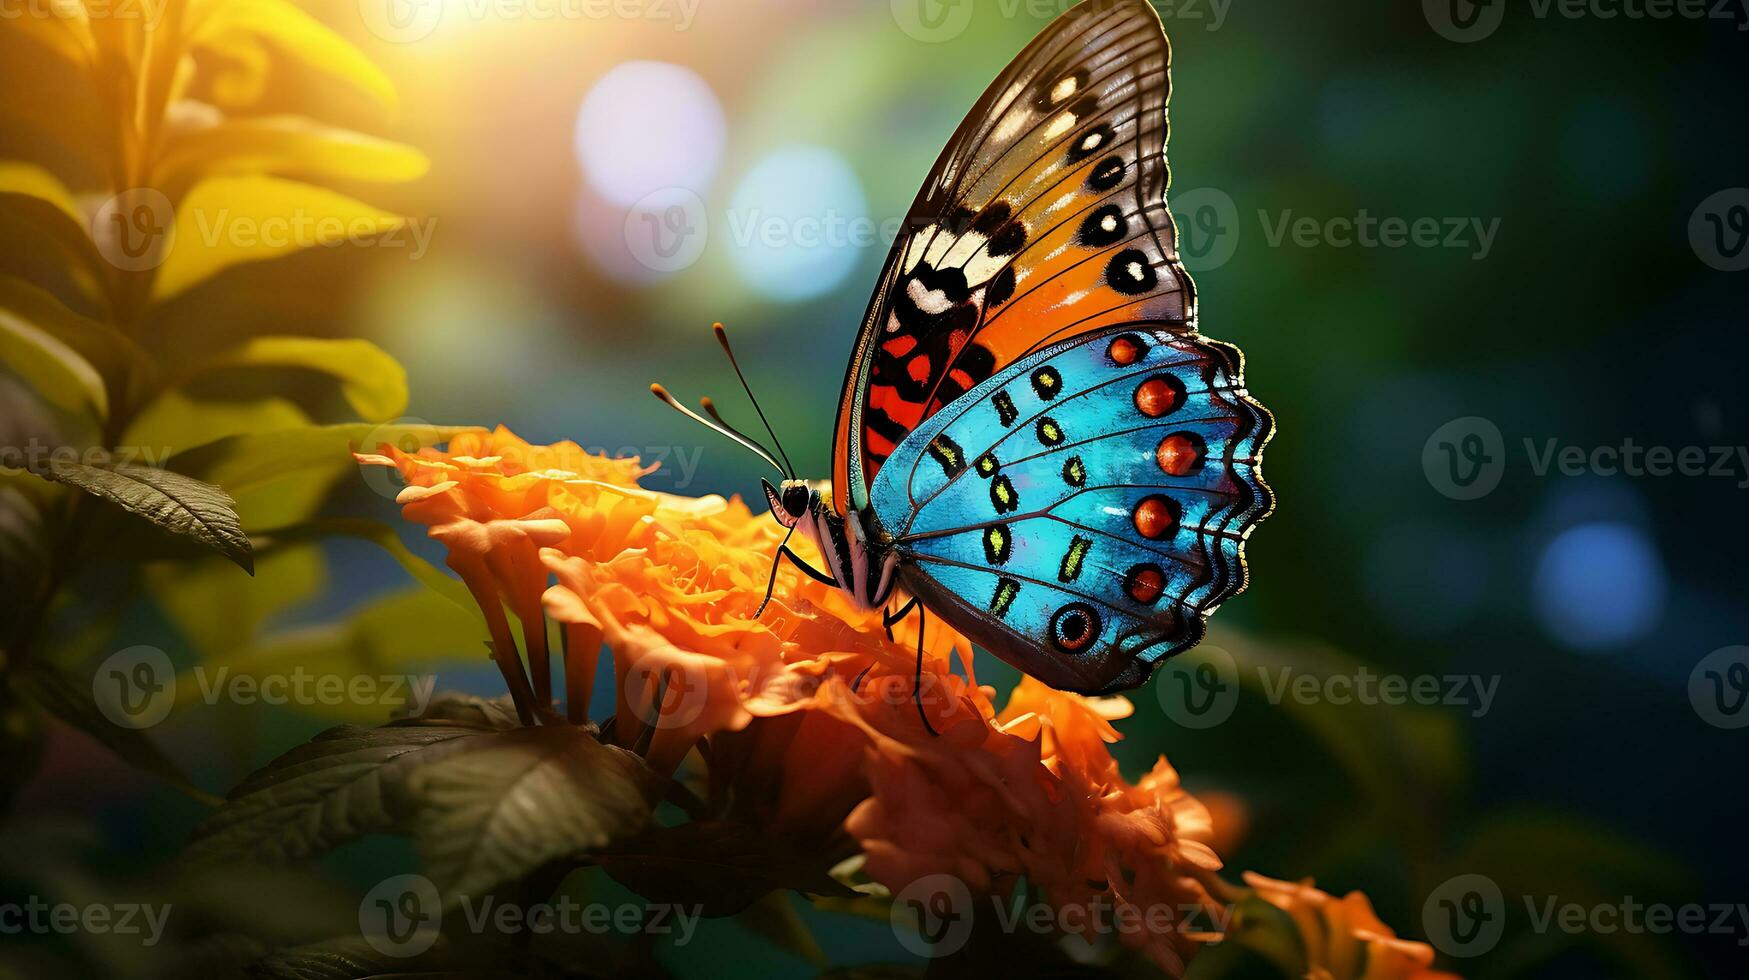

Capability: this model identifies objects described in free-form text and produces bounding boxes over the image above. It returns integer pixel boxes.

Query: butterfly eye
[782,486,810,516]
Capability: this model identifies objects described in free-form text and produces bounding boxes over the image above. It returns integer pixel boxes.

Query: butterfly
[654,0,1272,715]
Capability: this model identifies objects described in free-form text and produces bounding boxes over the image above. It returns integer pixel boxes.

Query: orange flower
[1242,872,1460,980]
[357,428,1454,979]
[355,426,648,721]
[359,426,974,755]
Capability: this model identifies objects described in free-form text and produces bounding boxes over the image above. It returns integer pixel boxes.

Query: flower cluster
[357,427,1452,977]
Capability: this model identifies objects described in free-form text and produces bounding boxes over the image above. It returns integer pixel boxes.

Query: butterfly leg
[754,529,839,618]
[912,604,940,737]
[881,596,918,641]
[874,596,939,736]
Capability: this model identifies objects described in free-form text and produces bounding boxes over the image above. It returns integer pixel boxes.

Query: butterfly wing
[867,327,1273,695]
[832,0,1189,515]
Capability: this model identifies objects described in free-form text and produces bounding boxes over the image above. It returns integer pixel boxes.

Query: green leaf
[167,422,482,497]
[245,937,498,979]
[155,114,429,197]
[150,546,325,658]
[150,176,406,301]
[1198,895,1306,979]
[175,588,487,722]
[0,301,108,421]
[181,336,409,422]
[15,663,211,802]
[596,820,859,917]
[406,726,664,902]
[35,456,253,572]
[122,395,342,531]
[398,692,525,732]
[124,391,310,459]
[184,718,500,868]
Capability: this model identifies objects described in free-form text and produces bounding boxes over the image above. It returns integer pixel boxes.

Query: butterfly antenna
[713,323,796,479]
[649,383,785,477]
[699,396,785,472]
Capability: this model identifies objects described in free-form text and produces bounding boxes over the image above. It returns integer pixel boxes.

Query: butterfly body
[711,0,1271,697]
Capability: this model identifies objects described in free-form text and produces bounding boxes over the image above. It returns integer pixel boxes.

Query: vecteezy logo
[1423,0,1504,42]
[1157,644,1239,728]
[93,646,176,730]
[890,873,973,958]
[1422,873,1505,957]
[1689,189,1749,273]
[891,0,975,43]
[358,0,443,44]
[360,874,441,958]
[1690,646,1749,730]
[622,187,708,275]
[91,188,174,272]
[1170,187,1239,272]
[1423,417,1506,501]
[622,659,707,731]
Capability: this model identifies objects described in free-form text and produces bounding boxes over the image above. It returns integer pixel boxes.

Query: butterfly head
[762,478,813,529]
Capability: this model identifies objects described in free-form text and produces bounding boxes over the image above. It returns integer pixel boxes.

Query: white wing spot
[907,276,955,314]
[992,110,1030,144]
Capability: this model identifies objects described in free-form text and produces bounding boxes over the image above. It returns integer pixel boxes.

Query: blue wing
[867,325,1272,694]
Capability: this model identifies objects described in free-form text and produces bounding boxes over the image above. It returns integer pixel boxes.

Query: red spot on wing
[1156,434,1204,477]
[1135,377,1181,417]
[866,430,897,458]
[882,335,917,357]
[907,355,932,384]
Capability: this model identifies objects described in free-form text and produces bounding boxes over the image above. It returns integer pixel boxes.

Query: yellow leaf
[150,546,325,657]
[167,422,480,495]
[0,169,108,301]
[0,160,83,228]
[0,305,108,421]
[199,29,273,107]
[187,0,397,109]
[121,394,349,530]
[155,113,429,195]
[124,389,310,458]
[150,175,407,301]
[183,335,410,422]
[4,0,97,66]
[0,275,147,391]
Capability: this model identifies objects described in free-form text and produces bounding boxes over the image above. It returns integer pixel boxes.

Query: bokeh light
[1533,521,1668,652]
[574,61,726,206]
[723,145,869,302]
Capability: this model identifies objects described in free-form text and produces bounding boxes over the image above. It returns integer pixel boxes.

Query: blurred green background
[3,0,1746,977]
